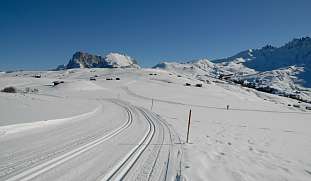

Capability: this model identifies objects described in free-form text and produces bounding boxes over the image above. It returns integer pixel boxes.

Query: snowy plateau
[1,38,311,181]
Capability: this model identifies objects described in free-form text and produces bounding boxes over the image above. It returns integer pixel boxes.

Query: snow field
[0,68,310,181]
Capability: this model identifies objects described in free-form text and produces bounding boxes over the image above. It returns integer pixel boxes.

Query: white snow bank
[0,104,102,136]
[61,80,106,91]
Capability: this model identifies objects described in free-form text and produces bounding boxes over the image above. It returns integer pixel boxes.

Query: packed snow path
[0,99,181,181]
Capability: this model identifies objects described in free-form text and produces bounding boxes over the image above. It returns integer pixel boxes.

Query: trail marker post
[151,99,154,111]
[186,109,192,143]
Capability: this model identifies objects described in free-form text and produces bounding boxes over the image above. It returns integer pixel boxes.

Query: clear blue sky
[1,0,310,70]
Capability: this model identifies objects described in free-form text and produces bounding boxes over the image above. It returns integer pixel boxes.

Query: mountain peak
[64,51,140,69]
[67,51,102,69]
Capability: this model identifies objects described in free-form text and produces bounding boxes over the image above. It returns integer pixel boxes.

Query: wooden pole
[186,109,192,143]
[150,99,154,111]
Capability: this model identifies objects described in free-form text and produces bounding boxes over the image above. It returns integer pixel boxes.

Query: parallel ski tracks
[4,100,182,181]
[102,107,182,181]
[4,101,133,181]
[101,107,156,180]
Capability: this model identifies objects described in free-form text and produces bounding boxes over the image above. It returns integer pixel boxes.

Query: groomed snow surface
[0,68,311,181]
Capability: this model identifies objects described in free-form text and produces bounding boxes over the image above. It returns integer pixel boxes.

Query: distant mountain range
[55,37,311,101]
[215,37,311,87]
[154,37,311,102]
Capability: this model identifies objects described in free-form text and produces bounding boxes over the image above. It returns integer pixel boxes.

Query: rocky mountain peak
[63,51,140,69]
[261,44,277,50]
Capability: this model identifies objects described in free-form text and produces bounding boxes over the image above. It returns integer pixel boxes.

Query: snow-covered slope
[1,68,310,181]
[154,60,311,102]
[231,66,311,99]
[154,58,257,81]
[154,58,256,77]
[104,53,139,68]
[216,58,257,76]
[154,60,216,77]
[65,51,140,69]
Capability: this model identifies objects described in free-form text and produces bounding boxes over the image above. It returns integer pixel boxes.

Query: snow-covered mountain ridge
[216,37,311,87]
[154,60,310,102]
[58,51,140,69]
[153,37,311,102]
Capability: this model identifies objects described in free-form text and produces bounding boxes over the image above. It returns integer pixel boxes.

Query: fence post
[150,99,154,111]
[186,109,192,143]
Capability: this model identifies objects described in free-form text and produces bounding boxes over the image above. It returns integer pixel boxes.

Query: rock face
[66,52,104,69]
[65,51,140,69]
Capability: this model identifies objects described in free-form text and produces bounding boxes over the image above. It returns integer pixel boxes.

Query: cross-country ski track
[0,99,182,181]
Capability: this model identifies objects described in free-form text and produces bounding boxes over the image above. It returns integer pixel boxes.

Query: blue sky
[1,0,310,70]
